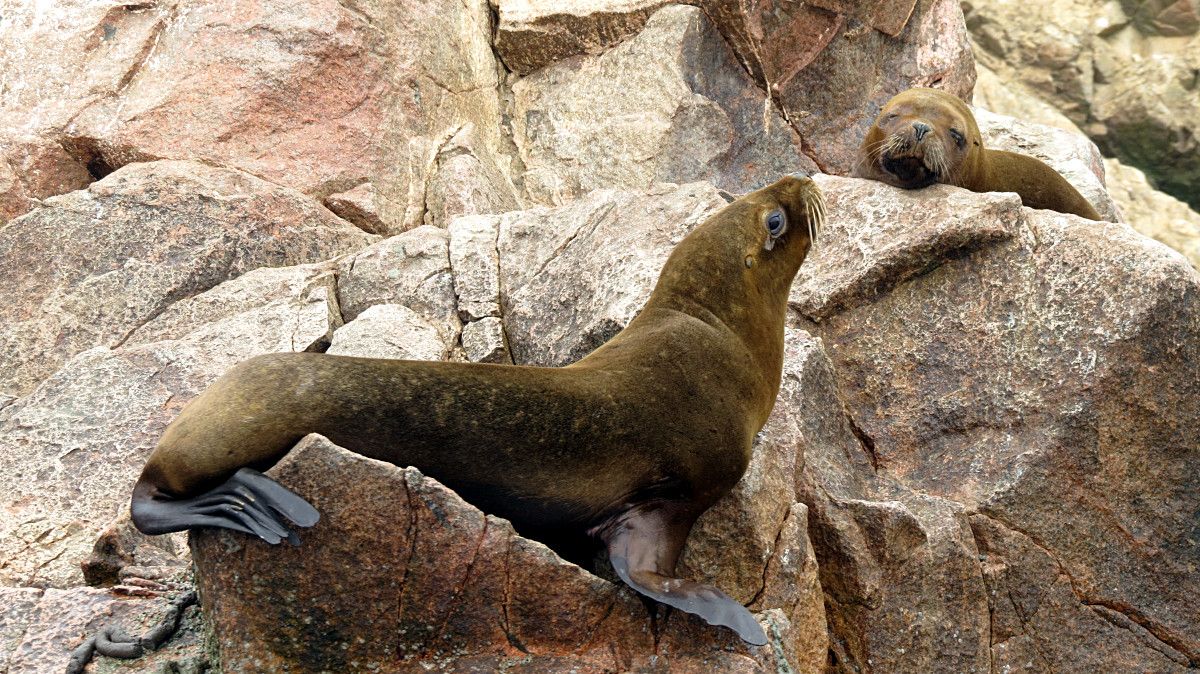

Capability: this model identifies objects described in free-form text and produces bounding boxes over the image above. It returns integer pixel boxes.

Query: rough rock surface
[0,585,206,674]
[511,5,815,205]
[495,0,671,75]
[1105,156,1200,268]
[192,434,826,672]
[327,303,451,361]
[494,182,729,366]
[0,160,373,397]
[0,262,344,588]
[779,0,976,174]
[0,133,92,224]
[794,174,1200,672]
[964,0,1200,209]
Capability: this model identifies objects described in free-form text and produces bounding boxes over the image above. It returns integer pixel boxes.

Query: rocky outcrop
[0,160,373,398]
[964,0,1200,210]
[1105,157,1200,268]
[3,0,1199,671]
[510,5,816,205]
[793,174,1200,672]
[192,433,827,672]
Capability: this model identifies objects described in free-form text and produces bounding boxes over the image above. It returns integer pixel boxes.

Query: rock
[422,125,523,230]
[324,183,387,235]
[794,173,1200,668]
[335,225,461,343]
[496,182,728,366]
[791,175,1024,320]
[1105,156,1200,268]
[371,0,520,232]
[192,433,821,671]
[971,62,1085,134]
[691,0,846,91]
[460,317,513,364]
[511,5,815,206]
[973,107,1119,221]
[1090,48,1200,210]
[0,160,373,397]
[81,508,187,588]
[0,132,92,223]
[449,214,503,321]
[67,0,388,200]
[972,514,1195,671]
[964,0,1200,209]
[494,0,670,76]
[327,304,451,361]
[1120,0,1200,36]
[0,262,343,588]
[805,0,920,35]
[0,586,207,673]
[778,0,976,174]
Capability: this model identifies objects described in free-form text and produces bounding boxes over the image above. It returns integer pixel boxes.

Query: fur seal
[853,87,1103,221]
[128,174,826,646]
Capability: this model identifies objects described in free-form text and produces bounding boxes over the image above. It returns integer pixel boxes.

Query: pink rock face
[805,0,919,36]
[779,0,976,174]
[191,435,820,672]
[0,134,92,223]
[61,0,389,198]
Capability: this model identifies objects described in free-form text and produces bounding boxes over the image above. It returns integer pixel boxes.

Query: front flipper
[131,468,319,545]
[597,502,768,646]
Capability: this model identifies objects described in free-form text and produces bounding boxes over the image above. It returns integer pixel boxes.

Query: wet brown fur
[853,88,1103,221]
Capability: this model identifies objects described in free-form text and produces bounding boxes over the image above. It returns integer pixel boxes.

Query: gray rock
[0,160,373,397]
[449,214,503,321]
[460,317,512,364]
[497,182,728,366]
[327,304,450,361]
[335,225,461,344]
[0,262,343,587]
[511,5,815,206]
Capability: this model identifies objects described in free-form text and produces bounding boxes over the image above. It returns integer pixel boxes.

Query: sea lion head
[857,88,982,189]
[652,172,825,320]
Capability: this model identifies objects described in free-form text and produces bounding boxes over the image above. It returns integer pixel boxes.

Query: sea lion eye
[766,209,787,237]
[949,128,965,148]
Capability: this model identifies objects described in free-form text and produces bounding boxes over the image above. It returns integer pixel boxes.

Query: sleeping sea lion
[128,173,826,647]
[854,87,1103,221]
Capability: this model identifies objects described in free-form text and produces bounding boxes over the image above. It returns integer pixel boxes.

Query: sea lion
[853,87,1103,221]
[128,173,826,647]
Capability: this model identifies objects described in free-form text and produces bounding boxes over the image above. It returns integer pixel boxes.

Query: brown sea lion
[853,87,1103,221]
[127,173,826,646]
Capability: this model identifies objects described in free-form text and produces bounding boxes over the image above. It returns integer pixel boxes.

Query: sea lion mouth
[881,152,939,188]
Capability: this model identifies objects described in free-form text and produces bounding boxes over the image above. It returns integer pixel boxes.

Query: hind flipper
[597,502,767,646]
[131,468,319,545]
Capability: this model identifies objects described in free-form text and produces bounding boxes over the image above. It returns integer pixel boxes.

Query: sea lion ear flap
[597,502,768,646]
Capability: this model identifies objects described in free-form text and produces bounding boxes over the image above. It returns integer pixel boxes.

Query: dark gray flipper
[131,468,319,545]
[598,502,767,646]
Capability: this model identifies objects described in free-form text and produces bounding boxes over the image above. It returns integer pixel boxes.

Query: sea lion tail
[598,503,768,646]
[130,468,319,545]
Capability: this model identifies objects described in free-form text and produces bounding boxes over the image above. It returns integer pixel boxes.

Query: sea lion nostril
[913,121,931,141]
